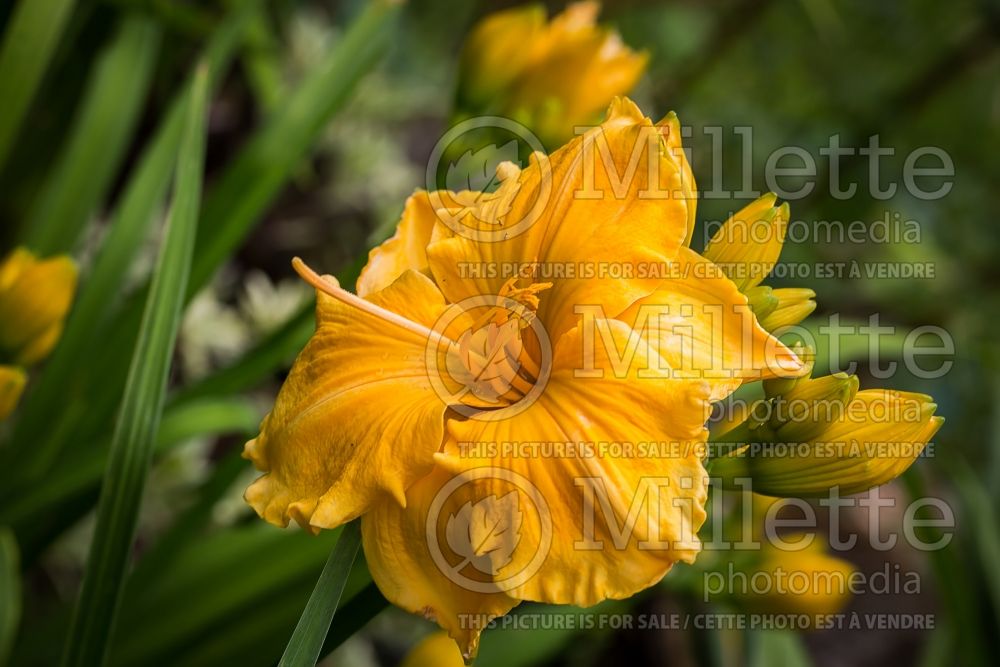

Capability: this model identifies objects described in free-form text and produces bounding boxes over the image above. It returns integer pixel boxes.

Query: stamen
[292,257,453,347]
[292,257,549,407]
[293,258,540,407]
[471,278,554,330]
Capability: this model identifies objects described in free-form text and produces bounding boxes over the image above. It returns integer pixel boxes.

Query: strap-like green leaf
[0,397,260,527]
[189,0,403,294]
[279,521,362,667]
[59,64,210,667]
[8,0,400,501]
[0,527,21,667]
[0,0,78,171]
[24,14,161,255]
[319,582,388,660]
[10,1,259,484]
[748,630,813,667]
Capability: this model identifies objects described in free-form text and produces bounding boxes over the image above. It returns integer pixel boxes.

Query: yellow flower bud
[757,288,817,331]
[762,343,815,398]
[401,631,467,667]
[710,398,756,441]
[0,365,27,421]
[0,247,78,365]
[745,285,778,320]
[771,372,859,442]
[703,195,787,292]
[713,389,942,497]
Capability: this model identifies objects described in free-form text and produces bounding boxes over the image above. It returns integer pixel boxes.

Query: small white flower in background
[239,269,310,335]
[180,270,310,381]
[286,9,335,79]
[141,438,213,530]
[179,287,251,381]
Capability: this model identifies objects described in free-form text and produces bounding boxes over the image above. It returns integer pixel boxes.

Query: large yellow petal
[427,98,692,344]
[658,111,696,245]
[357,191,460,298]
[363,465,520,662]
[243,270,451,530]
[436,319,711,607]
[618,247,804,401]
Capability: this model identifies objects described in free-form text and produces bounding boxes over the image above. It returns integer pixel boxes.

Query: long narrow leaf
[11,1,260,484]
[8,0,397,497]
[279,521,362,667]
[60,64,209,667]
[24,14,161,255]
[902,468,988,666]
[0,528,20,666]
[0,0,78,170]
[112,524,350,665]
[319,583,388,660]
[189,0,402,294]
[951,462,1000,636]
[748,631,812,667]
[1,397,260,527]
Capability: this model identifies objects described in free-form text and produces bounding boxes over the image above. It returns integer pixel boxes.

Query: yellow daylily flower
[458,2,648,148]
[401,631,466,667]
[0,365,26,421]
[245,98,803,659]
[0,247,78,365]
[713,383,942,497]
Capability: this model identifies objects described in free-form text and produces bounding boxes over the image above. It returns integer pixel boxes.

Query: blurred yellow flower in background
[720,535,855,619]
[701,494,855,621]
[0,365,26,422]
[0,247,77,366]
[0,247,77,420]
[401,631,466,667]
[457,2,648,147]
